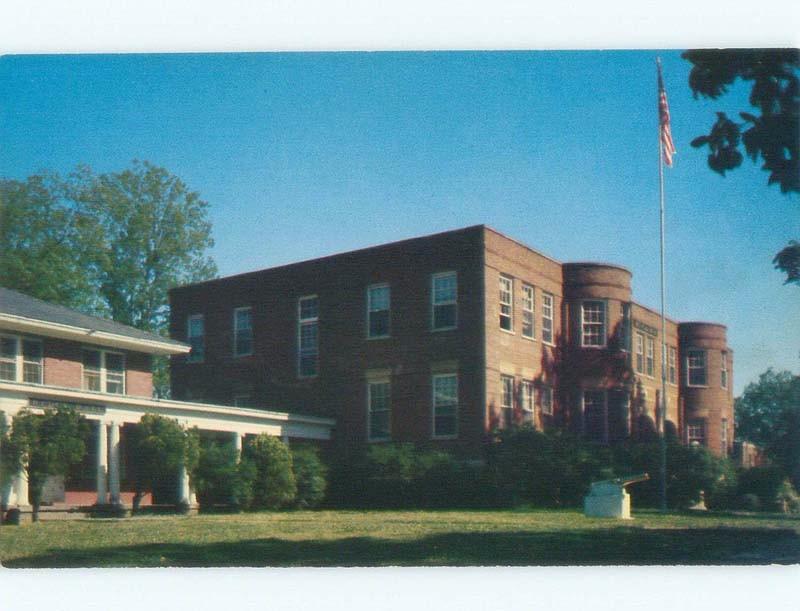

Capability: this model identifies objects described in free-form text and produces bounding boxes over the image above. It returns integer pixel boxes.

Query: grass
[1,508,799,567]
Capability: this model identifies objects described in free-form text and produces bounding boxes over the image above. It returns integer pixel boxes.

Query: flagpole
[657,57,668,513]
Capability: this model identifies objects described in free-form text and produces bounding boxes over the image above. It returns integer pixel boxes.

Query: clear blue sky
[1,51,797,394]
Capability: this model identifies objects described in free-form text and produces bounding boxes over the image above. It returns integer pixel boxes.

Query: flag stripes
[657,61,677,166]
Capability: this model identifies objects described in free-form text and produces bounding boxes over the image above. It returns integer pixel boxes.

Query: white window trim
[0,334,44,385]
[686,349,708,388]
[645,336,655,378]
[367,378,391,442]
[431,373,459,440]
[635,332,645,374]
[539,383,554,416]
[580,300,607,348]
[499,275,514,334]
[521,284,535,340]
[366,283,391,340]
[500,375,515,424]
[431,271,458,332]
[297,294,319,379]
[233,306,254,357]
[81,347,126,395]
[541,292,555,346]
[521,379,535,421]
[668,346,678,386]
[721,351,729,389]
[187,314,204,363]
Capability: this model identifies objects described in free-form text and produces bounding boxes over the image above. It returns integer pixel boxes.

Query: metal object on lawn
[583,473,650,519]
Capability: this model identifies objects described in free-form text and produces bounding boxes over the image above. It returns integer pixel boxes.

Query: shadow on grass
[5,526,800,568]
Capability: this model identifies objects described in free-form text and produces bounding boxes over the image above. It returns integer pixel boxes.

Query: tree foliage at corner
[243,434,296,510]
[291,445,327,508]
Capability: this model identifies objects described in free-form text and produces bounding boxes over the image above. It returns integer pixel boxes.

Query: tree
[243,435,296,510]
[735,369,800,488]
[192,439,255,510]
[5,406,89,521]
[127,414,199,510]
[291,445,328,508]
[682,49,799,286]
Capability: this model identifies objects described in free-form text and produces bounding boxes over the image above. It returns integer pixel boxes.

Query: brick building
[169,225,734,457]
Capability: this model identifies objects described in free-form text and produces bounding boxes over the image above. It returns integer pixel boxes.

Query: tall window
[539,384,554,416]
[298,295,319,377]
[367,380,391,441]
[687,349,707,387]
[367,284,391,338]
[521,380,535,424]
[0,336,17,381]
[82,349,125,395]
[646,336,655,377]
[499,276,513,331]
[583,390,607,443]
[721,351,729,389]
[620,303,632,352]
[21,340,43,384]
[541,292,554,345]
[521,284,535,339]
[0,335,43,384]
[635,333,645,373]
[432,272,457,330]
[687,419,706,446]
[187,314,204,362]
[432,374,458,438]
[234,307,253,356]
[721,418,729,454]
[668,346,677,384]
[581,301,606,347]
[501,375,514,427]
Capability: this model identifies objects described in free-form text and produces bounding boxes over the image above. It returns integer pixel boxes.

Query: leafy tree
[243,435,296,510]
[682,49,799,286]
[127,413,199,510]
[290,445,328,509]
[5,406,89,521]
[735,369,800,488]
[192,439,255,510]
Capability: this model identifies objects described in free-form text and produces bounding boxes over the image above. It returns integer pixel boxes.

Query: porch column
[177,463,191,506]
[13,463,29,508]
[232,431,243,461]
[96,420,108,505]
[108,422,121,505]
[281,433,290,447]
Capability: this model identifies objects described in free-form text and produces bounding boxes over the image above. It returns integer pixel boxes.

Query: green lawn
[1,508,799,567]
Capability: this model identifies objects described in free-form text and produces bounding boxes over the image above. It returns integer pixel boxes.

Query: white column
[0,413,13,507]
[232,431,243,461]
[281,433,290,447]
[96,420,108,505]
[108,422,121,505]
[177,463,191,506]
[13,464,29,508]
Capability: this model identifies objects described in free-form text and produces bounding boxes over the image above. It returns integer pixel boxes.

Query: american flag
[658,60,677,166]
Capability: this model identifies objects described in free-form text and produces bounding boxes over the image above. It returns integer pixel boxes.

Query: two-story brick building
[169,225,735,458]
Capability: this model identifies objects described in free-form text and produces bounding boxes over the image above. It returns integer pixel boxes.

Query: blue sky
[0,51,797,394]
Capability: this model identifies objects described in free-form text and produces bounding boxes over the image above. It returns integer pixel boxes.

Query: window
[721,418,729,454]
[367,380,391,441]
[581,301,606,347]
[687,349,707,387]
[646,336,655,377]
[298,296,319,377]
[620,303,632,352]
[583,390,607,443]
[499,276,513,332]
[82,349,125,394]
[0,335,43,384]
[541,292,554,345]
[721,351,728,389]
[521,380,535,424]
[668,346,677,385]
[634,333,645,373]
[539,384,554,416]
[367,284,390,338]
[187,314,204,362]
[501,375,514,427]
[687,420,706,446]
[522,285,535,339]
[432,374,458,438]
[432,272,457,330]
[234,307,253,356]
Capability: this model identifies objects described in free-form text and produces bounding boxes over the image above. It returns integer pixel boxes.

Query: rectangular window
[721,351,728,389]
[367,284,391,339]
[187,314,204,362]
[21,339,43,384]
[583,390,608,443]
[581,300,606,347]
[82,349,102,392]
[82,349,124,394]
[432,272,457,330]
[104,352,125,395]
[635,333,645,373]
[298,295,319,378]
[541,292,554,345]
[499,276,513,332]
[521,284,535,339]
[521,380,535,424]
[721,418,729,454]
[646,336,655,377]
[668,346,677,385]
[687,349,707,387]
[234,307,253,356]
[687,420,706,446]
[0,336,18,381]
[367,380,391,441]
[539,384,554,416]
[432,374,458,438]
[501,375,515,427]
[620,303,632,352]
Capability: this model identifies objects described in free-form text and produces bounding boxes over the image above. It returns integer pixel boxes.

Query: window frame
[580,300,607,348]
[645,336,655,378]
[0,334,44,385]
[668,345,677,385]
[431,271,458,332]
[721,351,729,389]
[233,306,254,357]
[81,347,126,395]
[366,283,391,340]
[721,418,729,454]
[431,373,459,440]
[687,419,706,446]
[635,332,645,373]
[186,314,205,363]
[520,379,535,424]
[499,275,514,333]
[541,292,555,346]
[521,284,535,340]
[539,384,554,416]
[297,294,320,379]
[686,349,707,387]
[367,378,391,442]
[500,374,515,427]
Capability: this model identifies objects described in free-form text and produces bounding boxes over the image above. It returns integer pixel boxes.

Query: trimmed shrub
[243,434,296,510]
[737,465,800,512]
[291,445,328,509]
[192,440,255,510]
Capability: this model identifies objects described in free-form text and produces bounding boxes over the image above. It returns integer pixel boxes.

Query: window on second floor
[187,314,204,362]
[721,351,729,389]
[646,336,655,377]
[82,348,125,395]
[499,276,513,332]
[367,284,391,339]
[298,295,319,378]
[432,272,457,331]
[541,292,554,345]
[635,332,645,373]
[0,335,43,385]
[521,284,535,339]
[234,307,253,357]
[687,349,707,387]
[668,346,677,385]
[581,300,606,347]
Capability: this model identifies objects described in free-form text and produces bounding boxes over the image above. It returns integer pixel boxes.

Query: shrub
[737,465,800,512]
[243,434,296,510]
[291,445,327,509]
[738,493,762,511]
[192,440,255,510]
